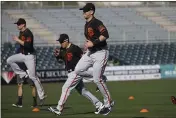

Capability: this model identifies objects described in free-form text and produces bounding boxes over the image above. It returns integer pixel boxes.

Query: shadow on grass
[63,111,94,116]
[40,106,71,111]
[132,117,146,118]
[41,103,58,107]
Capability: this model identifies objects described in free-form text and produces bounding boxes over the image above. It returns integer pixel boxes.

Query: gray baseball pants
[75,49,112,107]
[7,53,45,99]
[57,71,102,108]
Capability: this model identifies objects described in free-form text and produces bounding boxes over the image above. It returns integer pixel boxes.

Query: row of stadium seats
[109,43,176,65]
[1,42,176,71]
[2,7,176,45]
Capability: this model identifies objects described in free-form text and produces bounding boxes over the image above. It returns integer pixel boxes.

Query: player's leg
[24,55,45,102]
[49,71,81,115]
[7,53,27,78]
[27,78,37,107]
[74,51,93,76]
[96,75,107,92]
[75,80,105,114]
[12,75,24,108]
[92,50,112,115]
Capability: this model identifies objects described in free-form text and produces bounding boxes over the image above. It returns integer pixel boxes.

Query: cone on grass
[128,96,134,100]
[140,109,149,113]
[32,108,40,112]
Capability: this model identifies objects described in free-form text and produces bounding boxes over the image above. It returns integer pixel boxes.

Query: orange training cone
[140,109,149,113]
[128,96,134,100]
[32,108,40,112]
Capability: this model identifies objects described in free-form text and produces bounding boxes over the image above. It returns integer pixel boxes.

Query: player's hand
[83,43,88,53]
[86,40,94,48]
[54,48,60,57]
[12,35,19,41]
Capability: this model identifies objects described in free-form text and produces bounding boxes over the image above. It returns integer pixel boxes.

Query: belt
[22,52,33,55]
[67,69,73,73]
[89,46,107,52]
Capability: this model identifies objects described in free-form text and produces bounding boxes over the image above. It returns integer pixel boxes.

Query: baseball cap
[57,34,69,43]
[79,3,95,13]
[14,18,26,25]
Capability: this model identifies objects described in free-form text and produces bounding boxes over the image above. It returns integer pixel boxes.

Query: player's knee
[28,75,36,81]
[18,83,23,87]
[6,57,12,64]
[74,68,83,75]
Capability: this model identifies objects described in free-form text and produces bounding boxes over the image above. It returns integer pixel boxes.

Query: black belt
[22,52,33,55]
[67,69,73,73]
[89,46,107,52]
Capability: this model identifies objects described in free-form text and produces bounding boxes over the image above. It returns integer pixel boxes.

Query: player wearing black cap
[7,18,46,106]
[75,3,114,115]
[48,33,105,115]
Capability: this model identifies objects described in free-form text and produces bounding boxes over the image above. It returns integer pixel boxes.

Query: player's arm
[92,21,109,46]
[13,33,33,48]
[12,36,24,46]
[54,47,64,61]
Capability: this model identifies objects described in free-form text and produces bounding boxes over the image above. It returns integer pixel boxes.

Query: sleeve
[74,46,83,58]
[24,32,33,48]
[96,20,109,39]
[56,47,65,60]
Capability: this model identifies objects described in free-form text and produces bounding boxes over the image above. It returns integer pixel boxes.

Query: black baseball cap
[57,34,69,43]
[79,3,95,13]
[14,18,26,25]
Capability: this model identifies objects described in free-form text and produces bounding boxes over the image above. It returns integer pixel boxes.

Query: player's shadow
[132,117,146,118]
[40,106,71,111]
[41,103,58,107]
[64,111,94,116]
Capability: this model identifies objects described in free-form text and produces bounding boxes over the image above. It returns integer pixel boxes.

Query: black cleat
[12,103,23,108]
[94,103,105,114]
[100,107,111,116]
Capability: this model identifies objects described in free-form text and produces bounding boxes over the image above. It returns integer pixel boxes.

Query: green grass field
[2,79,176,118]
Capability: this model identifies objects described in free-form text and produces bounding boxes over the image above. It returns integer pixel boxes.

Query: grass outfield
[2,79,176,118]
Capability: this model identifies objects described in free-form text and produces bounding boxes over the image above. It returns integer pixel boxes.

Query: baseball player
[12,44,37,108]
[75,3,113,115]
[48,34,107,115]
[12,62,37,108]
[6,18,46,106]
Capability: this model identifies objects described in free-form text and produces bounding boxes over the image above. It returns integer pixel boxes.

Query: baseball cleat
[12,103,23,108]
[48,107,61,115]
[100,106,112,116]
[31,103,37,108]
[94,103,105,114]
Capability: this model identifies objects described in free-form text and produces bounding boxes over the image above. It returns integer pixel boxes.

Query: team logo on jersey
[98,25,106,33]
[88,27,94,37]
[21,36,25,41]
[67,53,73,61]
